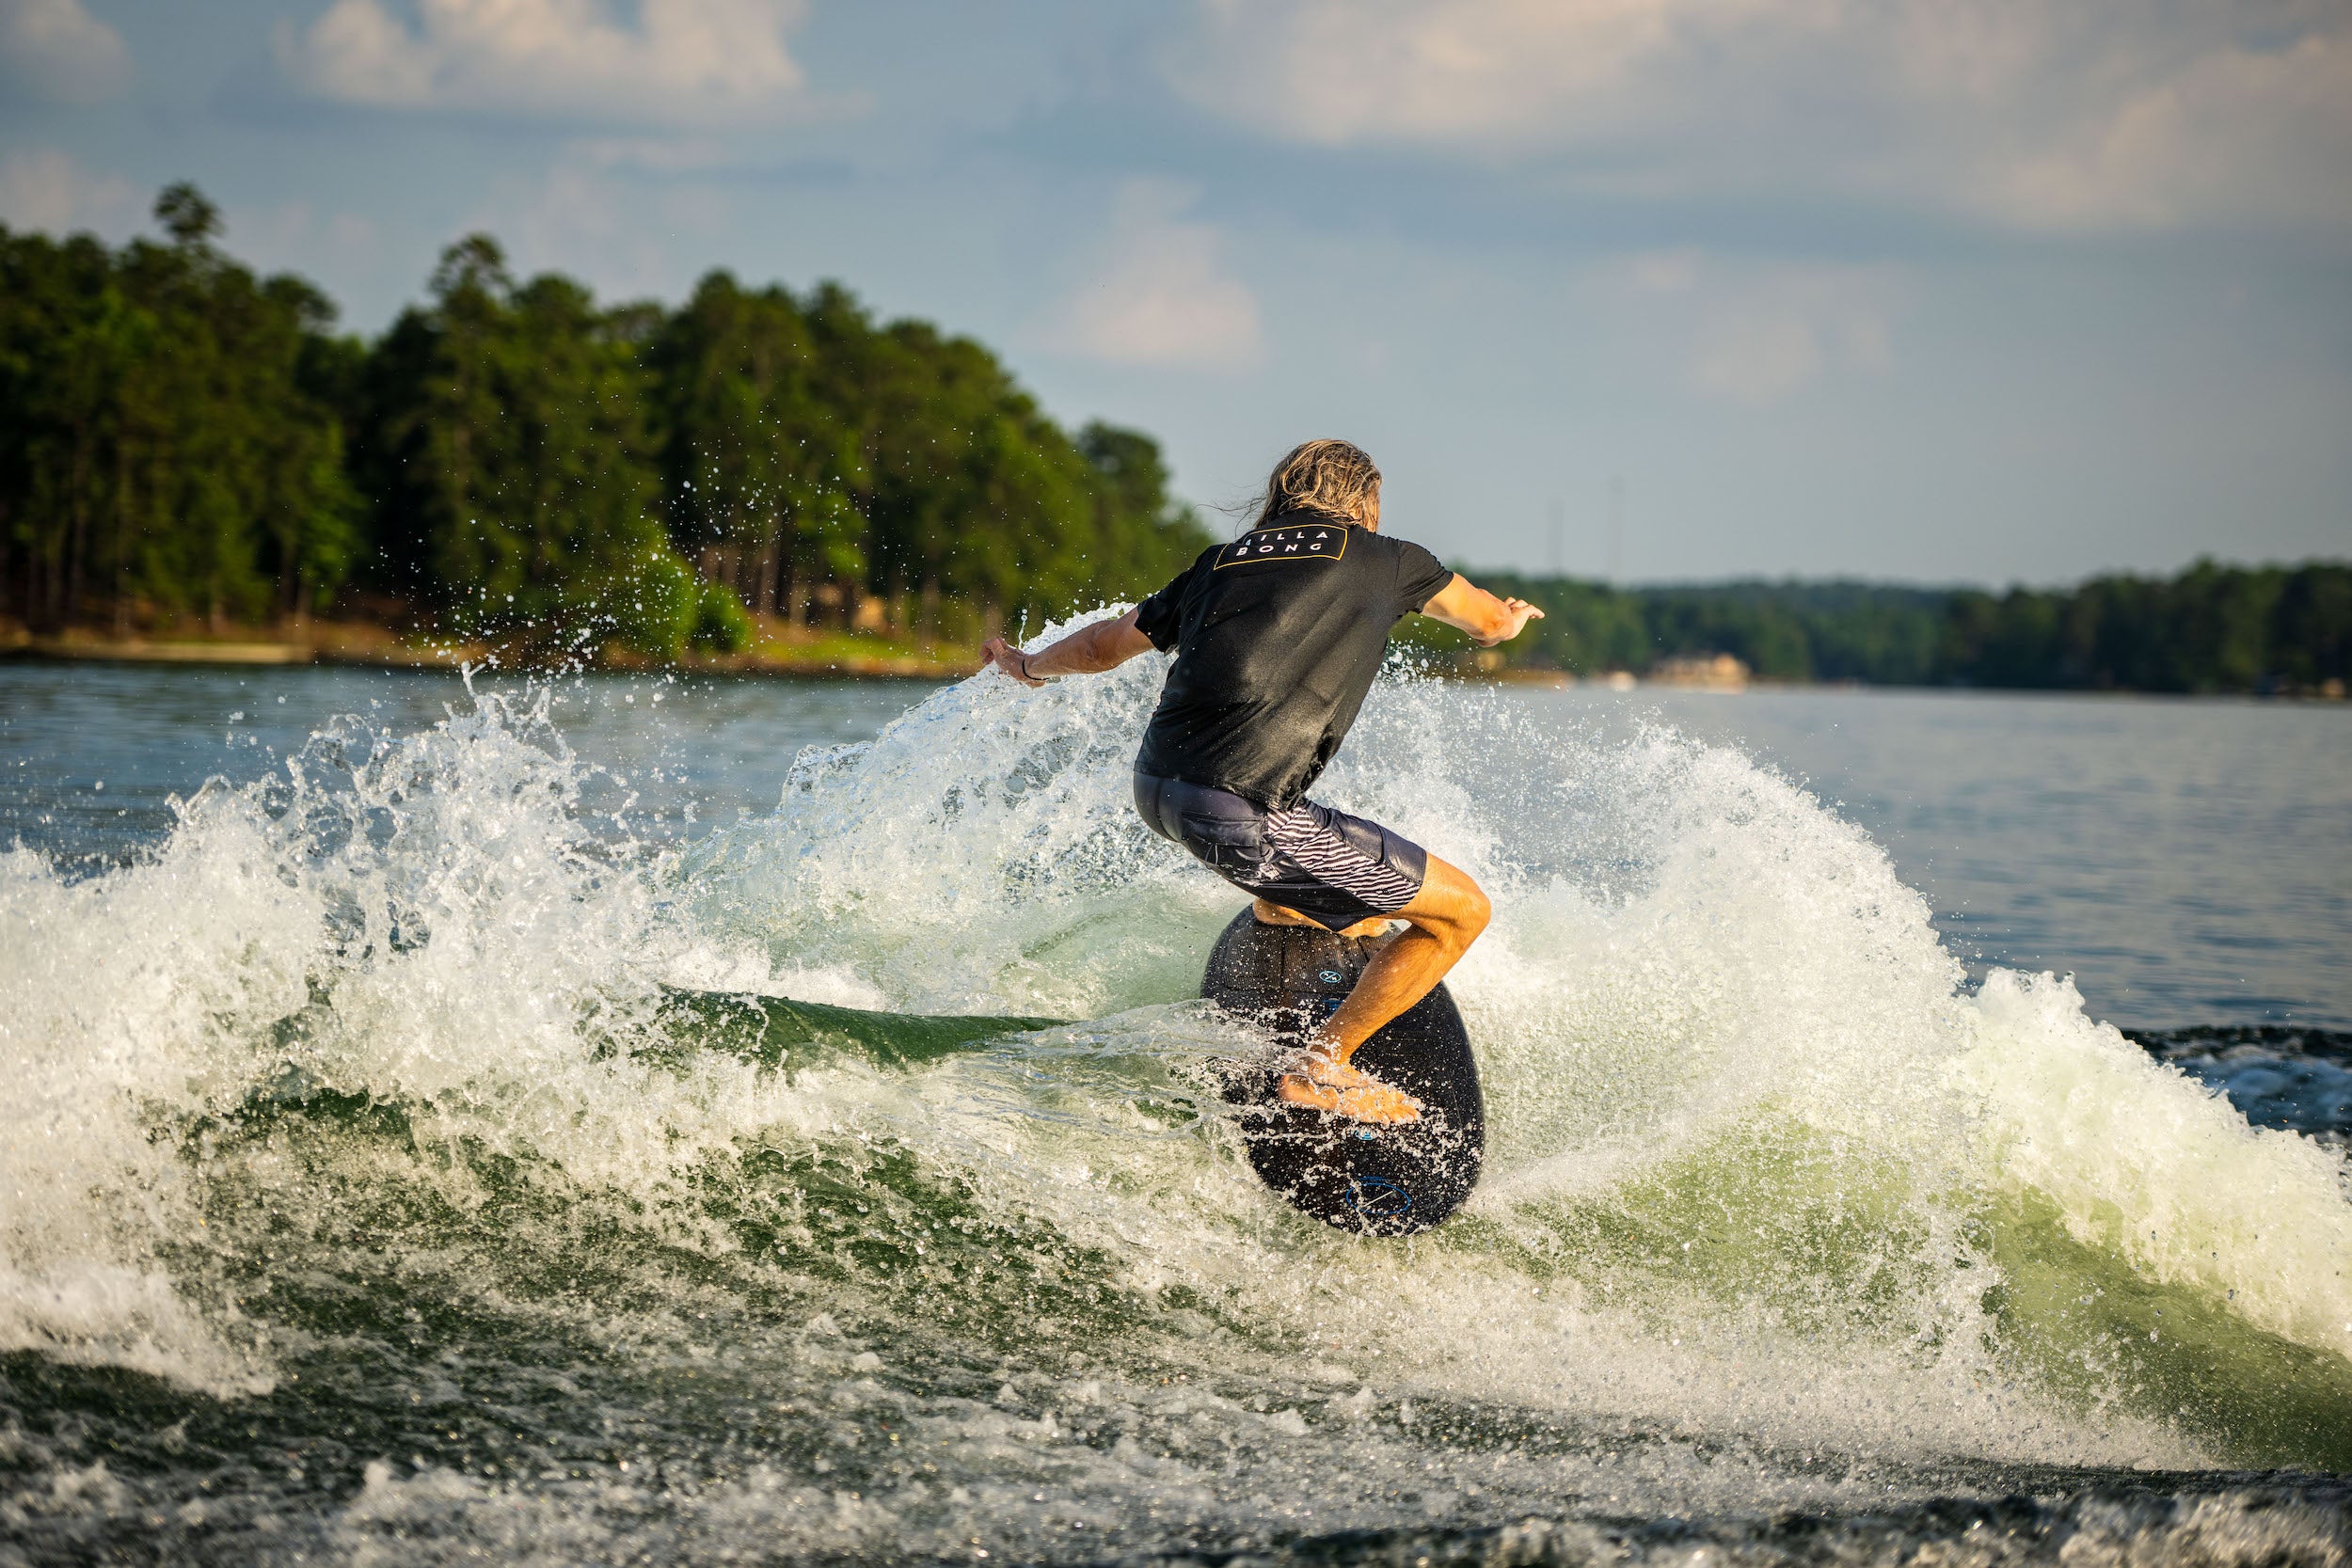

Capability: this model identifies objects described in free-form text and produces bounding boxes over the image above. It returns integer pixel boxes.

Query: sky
[2,0,2347,586]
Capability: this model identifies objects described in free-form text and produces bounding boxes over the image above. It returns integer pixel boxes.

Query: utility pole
[1605,473,1626,586]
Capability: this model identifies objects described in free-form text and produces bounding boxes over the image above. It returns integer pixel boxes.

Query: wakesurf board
[1200,907,1484,1235]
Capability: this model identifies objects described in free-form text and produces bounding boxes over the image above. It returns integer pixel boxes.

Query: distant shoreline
[0,618,980,681]
[8,621,2346,701]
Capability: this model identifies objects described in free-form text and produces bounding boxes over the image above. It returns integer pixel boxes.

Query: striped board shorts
[1133,771,1429,932]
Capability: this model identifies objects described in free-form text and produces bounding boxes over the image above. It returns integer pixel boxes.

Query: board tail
[1201,909,1485,1235]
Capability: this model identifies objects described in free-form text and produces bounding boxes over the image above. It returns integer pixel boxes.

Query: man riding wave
[982,439,1543,1124]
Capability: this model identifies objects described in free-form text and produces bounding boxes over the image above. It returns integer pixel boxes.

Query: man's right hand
[1423,576,1547,646]
[981,637,1044,687]
[1490,596,1545,644]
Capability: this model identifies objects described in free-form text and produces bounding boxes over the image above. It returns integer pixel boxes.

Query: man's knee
[1458,877,1492,938]
[1445,878,1491,949]
[1406,861,1489,952]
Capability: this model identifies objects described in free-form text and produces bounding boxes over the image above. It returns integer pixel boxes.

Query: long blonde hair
[1250,439,1380,529]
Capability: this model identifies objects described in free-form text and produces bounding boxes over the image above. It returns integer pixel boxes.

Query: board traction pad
[1200,908,1485,1235]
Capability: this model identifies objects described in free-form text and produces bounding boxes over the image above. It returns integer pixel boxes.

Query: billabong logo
[1214,526,1347,569]
[1317,969,1343,985]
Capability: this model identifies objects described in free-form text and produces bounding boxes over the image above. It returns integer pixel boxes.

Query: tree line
[1454,562,2350,694]
[0,185,1210,657]
[4,185,2342,692]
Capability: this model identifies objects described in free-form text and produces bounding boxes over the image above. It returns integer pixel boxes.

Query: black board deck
[1200,908,1484,1235]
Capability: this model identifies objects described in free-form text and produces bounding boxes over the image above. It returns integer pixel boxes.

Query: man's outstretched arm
[1420,575,1545,646]
[981,609,1155,688]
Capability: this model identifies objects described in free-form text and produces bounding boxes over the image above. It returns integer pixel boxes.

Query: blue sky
[3,0,2346,585]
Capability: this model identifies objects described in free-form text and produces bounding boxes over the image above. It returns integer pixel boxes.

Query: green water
[2,658,2347,1564]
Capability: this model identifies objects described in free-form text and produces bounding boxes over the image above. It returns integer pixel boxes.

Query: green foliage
[1465,565,2351,693]
[359,236,674,650]
[0,193,361,630]
[647,271,865,627]
[1,188,1210,659]
[569,546,700,662]
[2,185,2337,693]
[691,579,754,655]
[1078,420,1216,604]
[1931,561,2352,692]
[643,273,1208,636]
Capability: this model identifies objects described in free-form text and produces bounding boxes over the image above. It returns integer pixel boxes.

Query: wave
[2,625,2348,1479]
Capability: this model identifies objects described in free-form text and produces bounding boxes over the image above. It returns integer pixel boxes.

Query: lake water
[2,657,2347,1564]
[10,665,2344,1033]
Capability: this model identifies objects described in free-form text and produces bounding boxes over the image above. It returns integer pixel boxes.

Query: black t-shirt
[1132,508,1455,808]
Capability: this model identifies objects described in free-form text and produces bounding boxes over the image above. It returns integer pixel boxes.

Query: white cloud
[1595,252,1896,404]
[1692,312,1820,404]
[1165,0,2352,234]
[1628,248,1702,293]
[1167,0,1721,151]
[0,149,138,237]
[1691,268,1893,404]
[511,164,628,266]
[276,0,811,125]
[1988,27,2352,231]
[470,159,685,300]
[568,136,738,175]
[0,0,130,102]
[1044,182,1263,372]
[326,212,380,255]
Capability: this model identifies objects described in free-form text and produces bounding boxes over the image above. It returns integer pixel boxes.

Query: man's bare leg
[1273,855,1491,1123]
[1251,897,1391,940]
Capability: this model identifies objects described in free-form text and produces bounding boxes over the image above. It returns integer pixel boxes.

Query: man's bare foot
[1278,1052,1422,1124]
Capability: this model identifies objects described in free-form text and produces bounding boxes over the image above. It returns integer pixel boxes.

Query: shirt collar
[1256,505,1357,532]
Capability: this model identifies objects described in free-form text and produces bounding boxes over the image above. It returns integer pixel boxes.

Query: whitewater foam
[2,626,2347,1481]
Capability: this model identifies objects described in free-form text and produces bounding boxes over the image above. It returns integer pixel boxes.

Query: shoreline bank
[7,621,2345,698]
[0,619,981,680]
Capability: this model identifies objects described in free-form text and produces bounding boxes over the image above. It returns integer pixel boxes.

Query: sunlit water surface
[2,652,2347,1566]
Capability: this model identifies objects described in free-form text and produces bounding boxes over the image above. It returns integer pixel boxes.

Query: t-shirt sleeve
[1132,562,1196,653]
[1393,540,1454,615]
